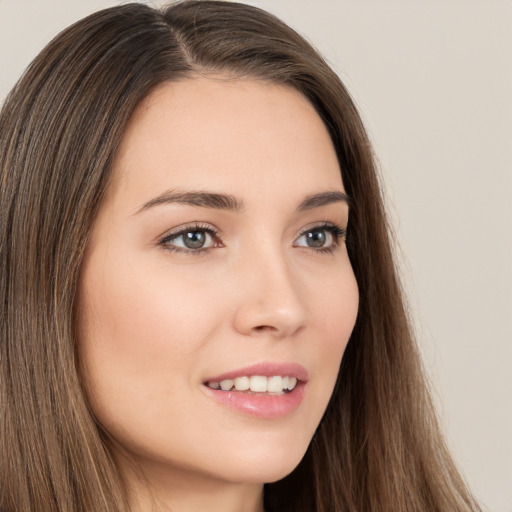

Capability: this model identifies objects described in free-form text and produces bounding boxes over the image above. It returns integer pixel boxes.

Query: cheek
[307,266,359,394]
[76,254,225,429]
[79,254,219,360]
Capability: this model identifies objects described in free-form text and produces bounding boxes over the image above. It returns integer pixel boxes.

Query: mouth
[205,375,298,395]
[202,362,307,418]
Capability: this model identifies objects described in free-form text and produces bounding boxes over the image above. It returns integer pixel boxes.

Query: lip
[202,362,308,419]
[204,362,309,383]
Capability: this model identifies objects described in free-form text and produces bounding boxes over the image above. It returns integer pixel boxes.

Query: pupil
[307,230,326,247]
[184,230,206,249]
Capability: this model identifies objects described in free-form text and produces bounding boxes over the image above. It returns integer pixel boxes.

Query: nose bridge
[232,239,307,338]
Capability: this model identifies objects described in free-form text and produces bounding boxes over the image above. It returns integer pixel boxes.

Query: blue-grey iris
[183,230,206,249]
[306,230,326,248]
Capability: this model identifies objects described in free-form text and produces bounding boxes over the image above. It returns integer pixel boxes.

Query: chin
[210,439,309,485]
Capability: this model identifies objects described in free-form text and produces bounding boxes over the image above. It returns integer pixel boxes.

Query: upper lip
[204,362,309,383]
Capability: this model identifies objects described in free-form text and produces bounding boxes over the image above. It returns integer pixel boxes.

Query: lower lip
[202,382,305,419]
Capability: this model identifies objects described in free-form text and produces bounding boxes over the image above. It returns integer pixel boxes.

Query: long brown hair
[0,2,481,511]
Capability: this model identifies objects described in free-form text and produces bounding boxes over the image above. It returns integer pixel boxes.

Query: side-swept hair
[0,2,481,511]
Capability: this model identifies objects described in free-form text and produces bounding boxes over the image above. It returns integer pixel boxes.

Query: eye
[159,223,221,254]
[294,223,346,252]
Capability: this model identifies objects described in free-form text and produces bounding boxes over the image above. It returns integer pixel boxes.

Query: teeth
[207,375,298,393]
[234,376,250,391]
[220,379,234,391]
[287,377,297,390]
[249,375,267,392]
[267,376,282,392]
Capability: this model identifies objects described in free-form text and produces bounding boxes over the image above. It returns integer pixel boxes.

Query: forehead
[109,77,344,211]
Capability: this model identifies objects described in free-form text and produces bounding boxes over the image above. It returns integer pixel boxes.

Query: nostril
[253,325,277,333]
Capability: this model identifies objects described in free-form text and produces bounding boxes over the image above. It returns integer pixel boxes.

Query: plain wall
[1,1,510,511]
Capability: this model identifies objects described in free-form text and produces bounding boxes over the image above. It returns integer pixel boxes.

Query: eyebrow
[135,189,351,215]
[296,190,352,211]
[135,190,244,214]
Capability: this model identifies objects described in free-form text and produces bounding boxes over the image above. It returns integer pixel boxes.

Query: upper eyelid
[160,221,344,239]
[159,222,220,242]
[297,221,346,233]
[157,224,221,255]
[296,222,347,241]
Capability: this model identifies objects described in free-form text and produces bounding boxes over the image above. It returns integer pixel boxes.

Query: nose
[231,248,307,339]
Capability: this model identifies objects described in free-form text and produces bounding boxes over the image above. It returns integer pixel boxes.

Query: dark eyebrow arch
[296,191,352,211]
[135,190,245,214]
[135,189,351,215]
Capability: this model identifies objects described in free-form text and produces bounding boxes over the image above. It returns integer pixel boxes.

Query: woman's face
[78,78,358,488]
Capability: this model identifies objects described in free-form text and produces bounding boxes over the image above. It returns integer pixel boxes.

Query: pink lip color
[202,362,308,419]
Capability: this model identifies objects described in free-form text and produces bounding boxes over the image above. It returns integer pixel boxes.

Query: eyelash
[296,222,347,254]
[159,222,221,255]
[158,221,347,255]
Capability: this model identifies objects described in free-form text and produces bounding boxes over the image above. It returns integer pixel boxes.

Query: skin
[77,77,359,512]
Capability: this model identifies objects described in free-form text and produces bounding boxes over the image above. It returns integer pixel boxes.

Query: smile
[202,363,307,418]
[207,375,298,394]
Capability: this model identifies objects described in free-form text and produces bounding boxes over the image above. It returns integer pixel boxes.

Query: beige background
[1,1,510,510]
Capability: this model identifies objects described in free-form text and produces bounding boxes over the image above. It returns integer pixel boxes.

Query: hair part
[0,2,481,511]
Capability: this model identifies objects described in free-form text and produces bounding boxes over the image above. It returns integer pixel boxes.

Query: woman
[0,1,482,511]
